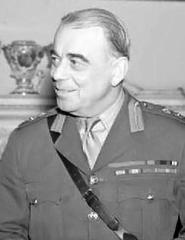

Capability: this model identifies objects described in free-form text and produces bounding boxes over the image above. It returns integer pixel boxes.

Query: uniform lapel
[51,91,144,173]
[93,93,133,172]
[54,115,90,173]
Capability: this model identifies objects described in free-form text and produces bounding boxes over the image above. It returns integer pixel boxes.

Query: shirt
[77,90,125,167]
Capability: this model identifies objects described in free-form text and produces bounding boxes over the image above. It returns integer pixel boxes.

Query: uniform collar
[50,88,144,135]
[49,89,145,173]
[99,90,125,131]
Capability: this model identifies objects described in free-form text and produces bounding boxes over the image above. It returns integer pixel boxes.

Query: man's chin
[56,98,77,114]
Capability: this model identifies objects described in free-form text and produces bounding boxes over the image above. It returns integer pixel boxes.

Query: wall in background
[0,0,185,96]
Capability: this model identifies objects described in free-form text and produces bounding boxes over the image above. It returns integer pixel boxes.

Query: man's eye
[70,58,84,70]
[51,55,60,66]
[70,58,79,65]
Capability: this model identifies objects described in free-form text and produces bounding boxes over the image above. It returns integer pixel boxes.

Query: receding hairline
[60,8,127,35]
[57,8,130,59]
[54,25,119,61]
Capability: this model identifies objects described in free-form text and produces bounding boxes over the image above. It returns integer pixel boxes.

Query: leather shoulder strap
[47,116,137,240]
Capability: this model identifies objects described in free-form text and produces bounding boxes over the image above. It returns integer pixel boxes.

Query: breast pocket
[26,183,65,240]
[26,180,89,240]
[117,175,178,240]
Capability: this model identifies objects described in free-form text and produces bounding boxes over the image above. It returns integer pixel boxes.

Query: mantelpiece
[0,95,56,158]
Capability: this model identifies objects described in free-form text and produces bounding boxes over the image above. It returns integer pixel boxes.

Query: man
[0,7,185,240]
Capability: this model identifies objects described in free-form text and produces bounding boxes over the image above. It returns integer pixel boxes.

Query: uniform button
[29,116,35,121]
[147,194,154,201]
[89,175,99,185]
[162,108,171,114]
[176,112,182,117]
[142,102,147,107]
[88,211,99,221]
[31,198,38,206]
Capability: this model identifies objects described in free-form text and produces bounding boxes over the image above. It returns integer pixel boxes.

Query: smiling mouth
[55,88,77,96]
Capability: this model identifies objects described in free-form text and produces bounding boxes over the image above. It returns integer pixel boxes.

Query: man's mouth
[55,88,77,96]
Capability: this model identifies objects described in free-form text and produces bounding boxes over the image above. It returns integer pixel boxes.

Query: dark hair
[60,8,130,60]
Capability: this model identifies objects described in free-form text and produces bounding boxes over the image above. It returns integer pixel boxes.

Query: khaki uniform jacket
[0,92,185,240]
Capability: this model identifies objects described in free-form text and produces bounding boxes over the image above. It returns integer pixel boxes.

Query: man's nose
[51,59,69,81]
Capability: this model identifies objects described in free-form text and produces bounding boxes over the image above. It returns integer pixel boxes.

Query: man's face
[51,25,119,117]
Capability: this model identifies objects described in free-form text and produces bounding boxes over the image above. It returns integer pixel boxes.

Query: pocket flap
[118,175,175,202]
[26,182,62,205]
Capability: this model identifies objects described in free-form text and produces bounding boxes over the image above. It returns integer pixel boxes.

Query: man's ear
[111,57,128,87]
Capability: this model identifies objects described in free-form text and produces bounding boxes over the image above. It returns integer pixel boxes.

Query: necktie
[81,118,105,169]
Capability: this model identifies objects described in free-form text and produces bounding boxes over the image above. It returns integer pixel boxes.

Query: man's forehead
[55,25,107,44]
[54,26,111,57]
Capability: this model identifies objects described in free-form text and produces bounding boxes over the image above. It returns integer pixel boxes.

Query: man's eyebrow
[67,53,89,63]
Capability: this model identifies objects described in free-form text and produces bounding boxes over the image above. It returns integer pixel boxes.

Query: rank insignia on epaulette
[17,112,47,129]
[141,101,185,124]
[17,108,57,129]
[29,112,46,121]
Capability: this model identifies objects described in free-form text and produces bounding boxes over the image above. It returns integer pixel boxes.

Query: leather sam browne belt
[56,149,138,240]
[47,116,137,240]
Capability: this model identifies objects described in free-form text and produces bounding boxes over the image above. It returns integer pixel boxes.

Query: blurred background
[0,0,185,95]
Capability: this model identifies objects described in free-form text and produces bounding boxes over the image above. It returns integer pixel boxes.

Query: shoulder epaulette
[140,101,185,124]
[17,107,58,129]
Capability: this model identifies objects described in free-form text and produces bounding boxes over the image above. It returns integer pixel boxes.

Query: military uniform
[0,91,185,240]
